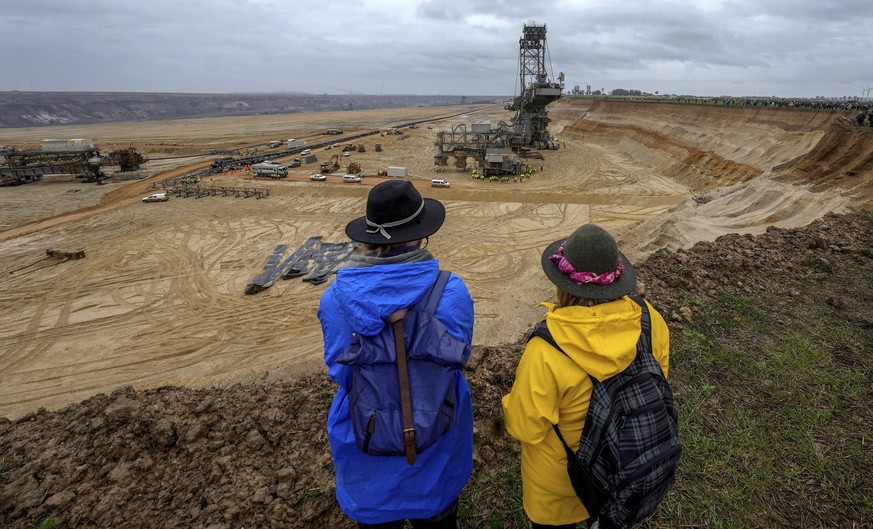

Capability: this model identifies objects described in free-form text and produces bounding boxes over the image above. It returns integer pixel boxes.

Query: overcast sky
[2,0,872,98]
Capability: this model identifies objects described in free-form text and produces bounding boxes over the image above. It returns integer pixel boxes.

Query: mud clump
[0,379,344,529]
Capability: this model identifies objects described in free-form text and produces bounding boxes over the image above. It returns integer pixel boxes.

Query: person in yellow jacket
[501,224,670,529]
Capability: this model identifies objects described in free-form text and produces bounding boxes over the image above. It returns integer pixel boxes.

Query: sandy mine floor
[0,100,869,419]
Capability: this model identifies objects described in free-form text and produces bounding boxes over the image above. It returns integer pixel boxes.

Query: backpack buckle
[403,428,417,465]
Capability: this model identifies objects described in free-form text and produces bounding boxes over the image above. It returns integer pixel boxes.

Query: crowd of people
[318,180,678,529]
[601,94,873,114]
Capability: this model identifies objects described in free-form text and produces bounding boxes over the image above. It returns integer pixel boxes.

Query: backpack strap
[416,270,451,314]
[384,270,451,466]
[529,320,565,355]
[386,307,416,465]
[628,295,653,357]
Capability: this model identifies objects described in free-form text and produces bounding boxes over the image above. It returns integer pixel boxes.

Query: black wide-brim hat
[541,224,637,300]
[345,180,446,245]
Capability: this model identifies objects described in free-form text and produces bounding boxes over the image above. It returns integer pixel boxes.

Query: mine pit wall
[549,97,871,258]
[548,97,857,194]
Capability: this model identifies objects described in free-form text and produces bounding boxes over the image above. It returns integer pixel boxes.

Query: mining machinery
[319,153,340,174]
[0,145,103,185]
[0,145,147,186]
[505,23,565,149]
[434,23,564,177]
[108,147,147,172]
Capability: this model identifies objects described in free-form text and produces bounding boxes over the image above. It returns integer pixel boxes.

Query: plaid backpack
[338,270,466,465]
[528,296,681,529]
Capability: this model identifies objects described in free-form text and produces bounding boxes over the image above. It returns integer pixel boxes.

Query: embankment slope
[548,98,871,256]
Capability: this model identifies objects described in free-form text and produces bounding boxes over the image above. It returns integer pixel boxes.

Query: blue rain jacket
[318,259,474,524]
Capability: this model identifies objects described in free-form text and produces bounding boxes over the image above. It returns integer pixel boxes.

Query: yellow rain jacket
[501,297,670,526]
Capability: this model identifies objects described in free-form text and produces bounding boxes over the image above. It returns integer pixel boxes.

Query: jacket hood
[332,260,440,336]
[542,297,644,381]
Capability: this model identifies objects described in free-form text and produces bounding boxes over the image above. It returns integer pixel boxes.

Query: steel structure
[0,145,147,186]
[0,147,103,185]
[434,23,564,176]
[506,23,565,148]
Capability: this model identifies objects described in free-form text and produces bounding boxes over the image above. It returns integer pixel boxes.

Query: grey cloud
[1,0,872,97]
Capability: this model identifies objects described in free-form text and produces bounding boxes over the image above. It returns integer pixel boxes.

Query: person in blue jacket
[318,180,475,528]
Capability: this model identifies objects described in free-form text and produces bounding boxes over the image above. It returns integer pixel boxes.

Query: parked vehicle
[387,166,407,177]
[343,174,362,183]
[300,149,312,155]
[431,179,451,188]
[310,173,326,181]
[252,162,288,178]
[288,159,301,168]
[142,192,169,203]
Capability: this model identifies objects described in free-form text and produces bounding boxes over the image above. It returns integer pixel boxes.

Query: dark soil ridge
[0,92,495,128]
[1,212,871,529]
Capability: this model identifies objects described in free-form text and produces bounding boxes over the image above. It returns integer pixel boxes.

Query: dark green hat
[541,224,637,300]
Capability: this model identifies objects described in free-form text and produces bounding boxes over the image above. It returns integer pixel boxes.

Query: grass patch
[662,287,872,527]
[27,519,57,529]
[460,447,528,528]
[802,254,832,272]
[0,451,21,477]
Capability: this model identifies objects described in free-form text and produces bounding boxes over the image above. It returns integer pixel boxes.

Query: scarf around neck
[340,247,436,269]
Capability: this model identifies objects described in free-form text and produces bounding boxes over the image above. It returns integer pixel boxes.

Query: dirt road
[0,99,868,419]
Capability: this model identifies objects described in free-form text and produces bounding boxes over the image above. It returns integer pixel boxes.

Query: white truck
[252,162,288,178]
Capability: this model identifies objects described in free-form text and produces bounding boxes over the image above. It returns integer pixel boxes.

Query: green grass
[459,446,528,529]
[659,287,872,527]
[28,519,57,529]
[802,254,832,272]
[0,451,20,477]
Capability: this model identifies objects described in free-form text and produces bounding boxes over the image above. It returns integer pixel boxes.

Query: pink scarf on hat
[549,242,624,285]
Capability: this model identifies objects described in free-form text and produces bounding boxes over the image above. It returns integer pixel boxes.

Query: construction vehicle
[357,144,366,153]
[319,153,340,174]
[375,144,382,152]
[347,161,361,175]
